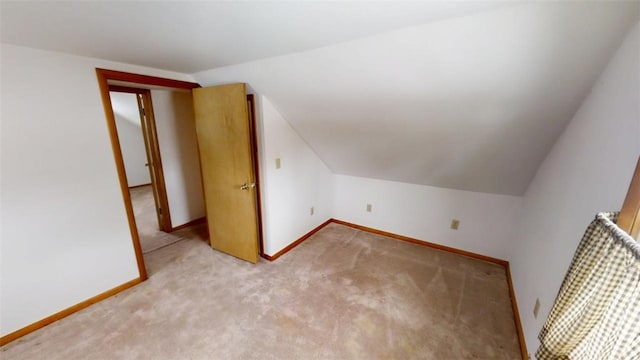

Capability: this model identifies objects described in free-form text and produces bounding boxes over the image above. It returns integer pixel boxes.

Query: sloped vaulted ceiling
[193,2,640,195]
[0,1,519,73]
[3,1,639,195]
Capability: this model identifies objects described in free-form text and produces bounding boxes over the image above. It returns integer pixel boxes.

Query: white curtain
[537,212,640,359]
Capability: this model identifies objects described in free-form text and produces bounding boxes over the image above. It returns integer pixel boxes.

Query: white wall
[2,20,636,347]
[256,96,333,256]
[151,90,205,228]
[510,22,640,354]
[110,92,151,187]
[193,3,639,197]
[0,44,194,336]
[333,175,523,260]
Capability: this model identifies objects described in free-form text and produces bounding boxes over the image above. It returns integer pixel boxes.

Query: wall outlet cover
[533,298,541,319]
[366,204,372,212]
[450,219,460,230]
[275,158,281,169]
[310,206,314,216]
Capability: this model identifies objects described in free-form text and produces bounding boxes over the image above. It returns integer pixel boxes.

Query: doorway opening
[96,69,264,281]
[109,86,171,235]
[96,69,203,280]
[96,69,263,280]
[108,87,200,256]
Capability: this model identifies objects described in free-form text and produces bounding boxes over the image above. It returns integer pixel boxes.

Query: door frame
[619,156,640,239]
[247,95,265,256]
[108,85,172,232]
[96,69,201,280]
[96,69,266,278]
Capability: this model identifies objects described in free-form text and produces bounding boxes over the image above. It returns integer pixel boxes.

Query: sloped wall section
[256,96,333,256]
[510,22,640,353]
[193,2,639,196]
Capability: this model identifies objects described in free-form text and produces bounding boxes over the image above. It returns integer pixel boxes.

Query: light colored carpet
[130,185,185,253]
[1,222,522,359]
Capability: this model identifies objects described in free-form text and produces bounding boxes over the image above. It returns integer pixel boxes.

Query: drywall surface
[194,2,639,196]
[151,90,205,228]
[510,22,640,353]
[1,2,517,73]
[0,44,194,336]
[110,92,150,187]
[256,96,333,256]
[333,175,523,261]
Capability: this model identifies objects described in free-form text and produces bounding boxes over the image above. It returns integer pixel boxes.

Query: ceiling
[1,1,517,73]
[193,2,639,195]
[2,1,639,196]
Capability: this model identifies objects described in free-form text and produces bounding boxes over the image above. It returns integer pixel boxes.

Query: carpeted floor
[1,222,522,359]
[130,185,188,253]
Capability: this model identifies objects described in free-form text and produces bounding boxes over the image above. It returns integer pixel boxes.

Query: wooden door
[192,83,259,263]
[619,156,640,239]
[136,91,172,232]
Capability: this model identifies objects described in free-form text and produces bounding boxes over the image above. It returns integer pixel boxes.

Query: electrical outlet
[366,204,372,212]
[533,298,541,319]
[310,206,314,216]
[275,158,281,169]
[450,219,460,230]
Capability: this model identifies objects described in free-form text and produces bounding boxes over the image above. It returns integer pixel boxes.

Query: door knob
[240,182,256,190]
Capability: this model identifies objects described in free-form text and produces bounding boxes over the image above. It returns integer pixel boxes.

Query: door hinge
[157,207,162,215]
[140,107,146,116]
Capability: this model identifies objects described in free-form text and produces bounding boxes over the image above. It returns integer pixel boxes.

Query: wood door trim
[247,94,265,256]
[261,218,527,358]
[506,263,529,360]
[139,91,173,231]
[128,183,152,189]
[96,69,200,280]
[97,69,200,90]
[170,216,207,232]
[618,156,640,239]
[109,86,173,232]
[261,219,333,261]
[135,93,164,229]
[0,277,141,346]
[330,219,509,265]
[262,218,527,359]
[14,69,205,345]
[108,85,147,94]
[96,70,148,280]
[330,219,528,359]
[262,217,505,264]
